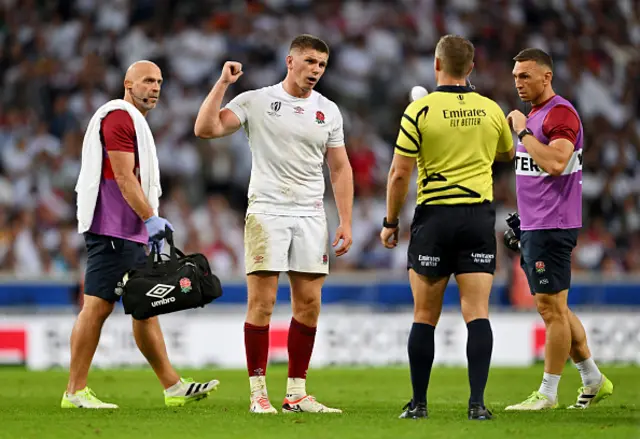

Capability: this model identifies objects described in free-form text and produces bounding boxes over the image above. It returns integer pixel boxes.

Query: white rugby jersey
[225,83,345,216]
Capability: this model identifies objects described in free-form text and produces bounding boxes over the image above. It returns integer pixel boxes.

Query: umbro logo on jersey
[268,101,282,117]
[293,106,304,114]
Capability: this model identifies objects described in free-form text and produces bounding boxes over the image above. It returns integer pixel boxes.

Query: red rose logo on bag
[179,277,192,293]
[315,111,325,124]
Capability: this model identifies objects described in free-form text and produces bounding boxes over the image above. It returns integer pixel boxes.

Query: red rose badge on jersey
[315,111,325,124]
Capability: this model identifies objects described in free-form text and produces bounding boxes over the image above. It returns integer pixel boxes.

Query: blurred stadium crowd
[0,0,638,279]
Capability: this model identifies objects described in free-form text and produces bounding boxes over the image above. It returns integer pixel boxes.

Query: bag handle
[146,227,187,271]
[164,228,185,260]
[146,242,164,271]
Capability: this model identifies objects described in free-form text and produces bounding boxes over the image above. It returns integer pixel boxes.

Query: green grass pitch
[0,365,638,439]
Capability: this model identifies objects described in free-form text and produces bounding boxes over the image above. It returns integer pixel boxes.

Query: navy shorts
[520,229,578,294]
[84,233,147,303]
[408,202,497,277]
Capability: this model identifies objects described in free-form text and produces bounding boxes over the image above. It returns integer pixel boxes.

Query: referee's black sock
[466,318,493,406]
[408,322,435,405]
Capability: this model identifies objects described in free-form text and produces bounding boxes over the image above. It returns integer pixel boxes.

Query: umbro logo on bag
[151,297,175,307]
[146,284,175,298]
[146,284,177,307]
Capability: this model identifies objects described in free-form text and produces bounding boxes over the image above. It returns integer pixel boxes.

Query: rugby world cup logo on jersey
[146,284,176,307]
[268,101,282,117]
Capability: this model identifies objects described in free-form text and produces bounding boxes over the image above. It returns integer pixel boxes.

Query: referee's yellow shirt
[395,85,513,205]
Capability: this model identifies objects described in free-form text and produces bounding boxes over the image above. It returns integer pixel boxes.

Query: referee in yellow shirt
[380,35,514,421]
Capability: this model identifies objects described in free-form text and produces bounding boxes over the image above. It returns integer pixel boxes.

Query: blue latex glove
[144,215,174,250]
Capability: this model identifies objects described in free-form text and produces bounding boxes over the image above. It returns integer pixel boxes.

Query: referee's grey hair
[513,48,554,71]
[435,35,474,79]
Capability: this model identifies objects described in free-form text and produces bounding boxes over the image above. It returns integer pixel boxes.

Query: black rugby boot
[468,403,493,420]
[399,400,428,419]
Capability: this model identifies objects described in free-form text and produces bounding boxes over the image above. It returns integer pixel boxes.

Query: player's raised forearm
[194,80,231,138]
[385,167,411,222]
[330,163,354,226]
[522,136,570,176]
[114,173,154,221]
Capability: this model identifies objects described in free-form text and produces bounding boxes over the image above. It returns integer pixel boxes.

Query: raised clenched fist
[220,61,243,85]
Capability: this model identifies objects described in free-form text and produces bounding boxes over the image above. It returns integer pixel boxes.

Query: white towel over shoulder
[75,99,161,234]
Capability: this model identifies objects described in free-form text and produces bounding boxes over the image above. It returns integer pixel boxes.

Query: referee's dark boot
[399,400,427,419]
[468,403,493,420]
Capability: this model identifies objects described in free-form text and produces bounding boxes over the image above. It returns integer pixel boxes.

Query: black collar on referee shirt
[434,85,474,93]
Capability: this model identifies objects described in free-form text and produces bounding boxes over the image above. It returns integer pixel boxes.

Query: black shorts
[407,202,496,277]
[520,229,578,294]
[84,233,147,303]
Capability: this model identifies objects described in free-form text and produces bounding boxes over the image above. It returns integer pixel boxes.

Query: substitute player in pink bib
[504,49,613,411]
[195,35,353,414]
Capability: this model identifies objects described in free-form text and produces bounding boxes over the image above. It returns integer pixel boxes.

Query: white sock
[164,379,182,395]
[575,357,602,386]
[250,376,267,396]
[286,378,306,397]
[539,373,561,401]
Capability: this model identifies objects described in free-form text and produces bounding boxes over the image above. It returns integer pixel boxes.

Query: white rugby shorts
[244,213,329,274]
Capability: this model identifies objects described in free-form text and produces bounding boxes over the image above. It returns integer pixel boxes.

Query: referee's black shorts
[407,202,496,277]
[520,228,578,295]
[84,232,147,303]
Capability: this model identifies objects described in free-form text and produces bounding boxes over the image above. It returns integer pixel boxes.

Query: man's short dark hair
[513,48,553,70]
[435,35,475,78]
[290,34,330,56]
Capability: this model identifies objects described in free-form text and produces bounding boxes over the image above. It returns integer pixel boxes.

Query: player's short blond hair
[435,35,474,78]
[289,34,330,56]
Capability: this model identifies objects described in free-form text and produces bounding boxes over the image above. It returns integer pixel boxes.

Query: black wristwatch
[383,217,399,228]
[517,128,533,141]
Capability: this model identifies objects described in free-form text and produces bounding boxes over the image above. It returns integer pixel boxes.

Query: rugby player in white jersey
[194,34,353,414]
